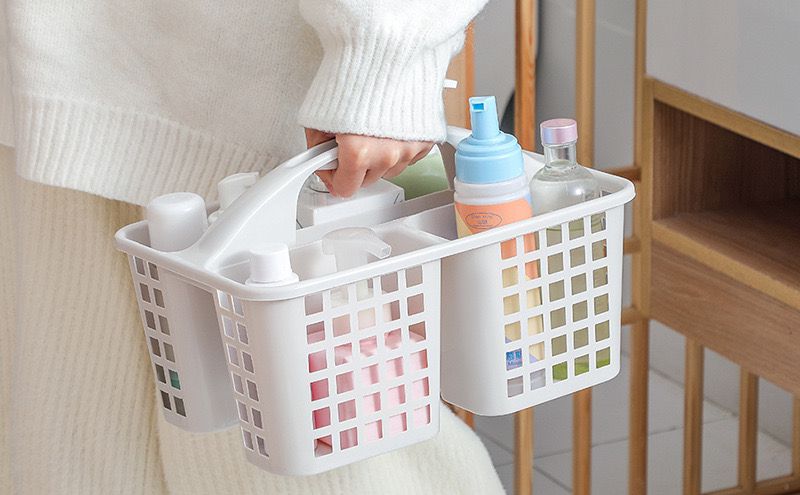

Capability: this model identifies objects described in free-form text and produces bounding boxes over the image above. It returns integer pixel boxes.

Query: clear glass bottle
[528,118,600,215]
[529,118,606,298]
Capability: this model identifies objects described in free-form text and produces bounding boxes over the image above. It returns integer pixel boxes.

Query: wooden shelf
[653,201,800,311]
[645,79,800,389]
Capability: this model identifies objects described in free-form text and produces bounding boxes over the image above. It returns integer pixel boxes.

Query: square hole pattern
[130,257,185,418]
[498,214,615,398]
[304,266,435,457]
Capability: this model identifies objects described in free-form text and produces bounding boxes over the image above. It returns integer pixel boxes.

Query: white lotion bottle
[146,192,237,431]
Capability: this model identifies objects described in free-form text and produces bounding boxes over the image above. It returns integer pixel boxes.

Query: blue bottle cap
[455,96,524,184]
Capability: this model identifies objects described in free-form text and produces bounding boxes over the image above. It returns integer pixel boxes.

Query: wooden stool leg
[683,339,704,495]
[515,408,534,495]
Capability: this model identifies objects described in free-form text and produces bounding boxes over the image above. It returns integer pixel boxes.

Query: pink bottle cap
[540,118,578,145]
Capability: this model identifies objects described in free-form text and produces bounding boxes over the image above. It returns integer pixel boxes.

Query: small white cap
[146,192,208,252]
[218,172,259,209]
[247,243,298,285]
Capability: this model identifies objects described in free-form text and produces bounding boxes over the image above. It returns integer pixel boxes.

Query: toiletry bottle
[454,96,533,245]
[529,118,604,289]
[454,96,540,372]
[245,243,299,287]
[529,118,600,215]
[209,172,259,224]
[145,193,237,430]
[296,174,405,228]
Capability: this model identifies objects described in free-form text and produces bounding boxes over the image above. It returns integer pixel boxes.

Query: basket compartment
[214,260,441,475]
[127,255,237,431]
[439,204,625,415]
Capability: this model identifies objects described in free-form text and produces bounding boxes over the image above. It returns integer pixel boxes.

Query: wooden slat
[737,371,759,492]
[684,339,704,495]
[443,26,474,128]
[514,1,537,494]
[621,306,644,326]
[651,243,800,396]
[634,78,655,319]
[453,406,475,428]
[605,165,641,182]
[624,236,641,255]
[573,390,592,495]
[574,1,595,493]
[515,0,537,151]
[752,475,800,495]
[633,0,647,169]
[576,0,596,169]
[629,319,650,495]
[515,409,534,495]
[704,487,745,495]
[629,3,651,492]
[706,475,800,495]
[651,79,800,160]
[793,397,800,476]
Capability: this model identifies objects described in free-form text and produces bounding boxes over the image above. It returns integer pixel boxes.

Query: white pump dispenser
[321,227,392,272]
[321,228,392,328]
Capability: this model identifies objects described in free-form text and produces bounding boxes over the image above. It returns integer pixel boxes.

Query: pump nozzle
[469,96,500,140]
[321,227,392,272]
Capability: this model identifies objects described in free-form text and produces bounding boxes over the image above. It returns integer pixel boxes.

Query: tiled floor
[475,353,794,494]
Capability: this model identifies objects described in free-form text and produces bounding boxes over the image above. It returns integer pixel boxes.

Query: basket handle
[186,140,340,268]
[186,127,472,269]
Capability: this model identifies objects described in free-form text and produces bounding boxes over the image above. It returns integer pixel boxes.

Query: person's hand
[305,129,433,197]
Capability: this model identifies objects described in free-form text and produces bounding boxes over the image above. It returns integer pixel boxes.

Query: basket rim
[115,165,634,302]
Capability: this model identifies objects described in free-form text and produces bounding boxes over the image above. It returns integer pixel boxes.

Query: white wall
[473,0,794,446]
[647,0,800,135]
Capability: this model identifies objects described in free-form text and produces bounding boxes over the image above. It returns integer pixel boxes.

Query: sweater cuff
[298,31,464,143]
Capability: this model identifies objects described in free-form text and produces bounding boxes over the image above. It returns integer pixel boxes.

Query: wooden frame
[644,75,800,495]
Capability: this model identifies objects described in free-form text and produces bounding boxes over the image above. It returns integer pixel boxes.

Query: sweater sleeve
[297,0,487,142]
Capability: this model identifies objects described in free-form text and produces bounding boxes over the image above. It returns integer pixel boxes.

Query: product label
[455,198,533,237]
[456,198,539,279]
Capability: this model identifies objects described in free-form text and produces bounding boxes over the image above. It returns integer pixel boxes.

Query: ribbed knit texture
[0,6,12,146]
[12,93,276,206]
[7,172,165,494]
[6,0,487,204]
[157,406,503,495]
[298,0,486,142]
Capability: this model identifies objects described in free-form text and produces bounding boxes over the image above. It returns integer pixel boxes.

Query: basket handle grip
[186,127,471,269]
[186,140,340,268]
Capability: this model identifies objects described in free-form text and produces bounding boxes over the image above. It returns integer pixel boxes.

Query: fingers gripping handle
[186,140,339,269]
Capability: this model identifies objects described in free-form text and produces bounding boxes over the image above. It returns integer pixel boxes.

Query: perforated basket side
[216,261,442,475]
[440,205,625,415]
[128,254,237,432]
[128,256,189,422]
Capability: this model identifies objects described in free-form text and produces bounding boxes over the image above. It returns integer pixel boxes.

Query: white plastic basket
[115,128,635,475]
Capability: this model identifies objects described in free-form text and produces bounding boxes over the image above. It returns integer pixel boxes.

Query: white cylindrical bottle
[246,243,299,287]
[144,192,236,432]
[147,192,208,252]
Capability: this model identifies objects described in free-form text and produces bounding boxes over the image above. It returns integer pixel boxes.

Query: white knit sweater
[5,0,486,205]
